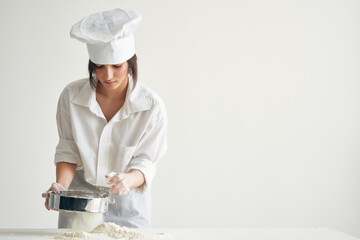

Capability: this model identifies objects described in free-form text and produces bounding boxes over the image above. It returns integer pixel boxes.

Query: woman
[41,8,167,229]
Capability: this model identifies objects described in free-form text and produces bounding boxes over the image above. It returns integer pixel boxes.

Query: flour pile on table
[55,222,172,240]
[64,212,104,231]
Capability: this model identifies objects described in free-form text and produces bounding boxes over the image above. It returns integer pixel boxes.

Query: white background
[0,0,359,238]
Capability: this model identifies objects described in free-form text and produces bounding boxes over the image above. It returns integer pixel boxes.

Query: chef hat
[70,8,141,64]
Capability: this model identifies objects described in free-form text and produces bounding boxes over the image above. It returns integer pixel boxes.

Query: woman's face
[94,61,129,91]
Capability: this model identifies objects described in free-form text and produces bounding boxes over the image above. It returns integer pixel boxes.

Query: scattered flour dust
[55,222,172,240]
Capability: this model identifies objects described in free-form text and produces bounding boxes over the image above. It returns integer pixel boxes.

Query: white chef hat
[70,8,141,64]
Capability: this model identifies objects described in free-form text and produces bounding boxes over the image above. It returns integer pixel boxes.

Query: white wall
[0,0,359,238]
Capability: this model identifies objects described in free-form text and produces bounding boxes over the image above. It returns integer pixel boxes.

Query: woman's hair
[88,54,138,90]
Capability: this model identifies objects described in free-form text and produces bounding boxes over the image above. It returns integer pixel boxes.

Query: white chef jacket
[54,76,167,228]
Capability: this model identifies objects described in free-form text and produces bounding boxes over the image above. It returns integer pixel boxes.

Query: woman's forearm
[125,169,145,189]
[56,162,77,189]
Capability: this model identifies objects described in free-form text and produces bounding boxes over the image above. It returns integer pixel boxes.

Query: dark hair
[88,54,138,90]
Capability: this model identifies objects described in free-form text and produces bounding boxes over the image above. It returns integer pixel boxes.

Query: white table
[0,228,358,240]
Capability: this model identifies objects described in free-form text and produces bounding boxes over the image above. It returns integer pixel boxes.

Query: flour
[59,211,104,231]
[55,222,172,240]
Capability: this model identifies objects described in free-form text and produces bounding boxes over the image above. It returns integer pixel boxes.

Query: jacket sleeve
[54,88,82,168]
[126,104,168,193]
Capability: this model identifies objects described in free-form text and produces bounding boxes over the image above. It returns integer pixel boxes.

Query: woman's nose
[103,67,113,80]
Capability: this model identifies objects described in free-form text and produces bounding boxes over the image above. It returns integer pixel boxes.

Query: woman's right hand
[41,183,65,210]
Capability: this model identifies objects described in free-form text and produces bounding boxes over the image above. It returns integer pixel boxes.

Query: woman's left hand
[106,172,130,196]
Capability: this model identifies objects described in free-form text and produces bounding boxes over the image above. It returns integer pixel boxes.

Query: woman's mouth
[104,81,115,85]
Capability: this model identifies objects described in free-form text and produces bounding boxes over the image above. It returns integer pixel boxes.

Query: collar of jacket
[71,75,150,122]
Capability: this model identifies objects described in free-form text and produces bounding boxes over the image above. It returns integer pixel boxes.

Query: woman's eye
[113,65,122,68]
[95,65,104,69]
